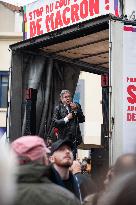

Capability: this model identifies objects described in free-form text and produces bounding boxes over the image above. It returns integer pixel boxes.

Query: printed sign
[123,24,136,152]
[24,0,119,39]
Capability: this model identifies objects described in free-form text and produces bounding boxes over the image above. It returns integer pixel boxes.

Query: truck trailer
[8,0,136,168]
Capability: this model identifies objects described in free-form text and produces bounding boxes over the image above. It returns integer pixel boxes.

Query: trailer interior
[11,15,109,74]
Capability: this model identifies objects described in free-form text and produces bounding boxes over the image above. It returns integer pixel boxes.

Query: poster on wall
[24,0,120,39]
[123,24,136,152]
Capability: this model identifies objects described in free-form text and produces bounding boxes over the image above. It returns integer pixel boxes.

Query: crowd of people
[1,89,136,205]
[1,135,136,205]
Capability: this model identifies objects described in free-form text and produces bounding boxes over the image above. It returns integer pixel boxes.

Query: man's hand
[70,102,78,111]
[71,160,81,174]
[66,113,73,120]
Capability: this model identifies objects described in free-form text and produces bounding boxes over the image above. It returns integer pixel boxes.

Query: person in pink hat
[11,135,50,165]
[11,135,80,205]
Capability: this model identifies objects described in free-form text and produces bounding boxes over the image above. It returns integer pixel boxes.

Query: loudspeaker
[91,148,109,191]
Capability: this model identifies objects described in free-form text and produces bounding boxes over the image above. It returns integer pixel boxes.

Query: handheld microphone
[70,104,77,118]
[71,110,75,117]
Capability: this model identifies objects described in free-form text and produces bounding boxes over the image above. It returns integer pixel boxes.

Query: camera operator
[52,90,85,159]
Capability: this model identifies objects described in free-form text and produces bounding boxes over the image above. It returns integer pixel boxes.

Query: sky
[1,0,37,6]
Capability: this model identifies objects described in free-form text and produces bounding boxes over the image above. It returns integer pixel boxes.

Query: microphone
[69,103,78,118]
[71,110,75,118]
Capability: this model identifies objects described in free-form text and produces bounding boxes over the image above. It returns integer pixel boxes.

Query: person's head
[113,153,136,176]
[50,139,73,168]
[60,90,72,105]
[98,171,136,205]
[11,136,50,166]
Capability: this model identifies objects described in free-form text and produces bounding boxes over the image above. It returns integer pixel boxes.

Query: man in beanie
[46,139,82,202]
[11,136,80,205]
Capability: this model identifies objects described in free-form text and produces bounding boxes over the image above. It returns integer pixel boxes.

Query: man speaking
[52,89,85,158]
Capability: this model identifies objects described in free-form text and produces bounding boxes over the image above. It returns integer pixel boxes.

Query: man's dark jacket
[52,102,85,145]
[44,165,81,199]
[13,162,80,205]
[74,173,97,200]
[44,165,97,202]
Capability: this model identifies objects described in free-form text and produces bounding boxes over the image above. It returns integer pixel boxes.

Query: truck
[8,0,136,183]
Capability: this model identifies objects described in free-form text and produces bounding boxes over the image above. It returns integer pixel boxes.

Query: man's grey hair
[60,90,71,98]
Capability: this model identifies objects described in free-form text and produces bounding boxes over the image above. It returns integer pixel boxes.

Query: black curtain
[21,54,80,139]
[22,55,46,135]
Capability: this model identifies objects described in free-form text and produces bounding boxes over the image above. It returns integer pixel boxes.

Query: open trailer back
[8,0,136,165]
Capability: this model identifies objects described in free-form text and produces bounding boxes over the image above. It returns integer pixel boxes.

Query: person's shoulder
[81,173,94,181]
[75,172,95,184]
[39,182,81,205]
[55,102,63,110]
[75,172,88,181]
[17,182,80,205]
[47,183,80,204]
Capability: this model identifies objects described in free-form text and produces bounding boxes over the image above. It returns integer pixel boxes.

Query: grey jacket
[14,162,81,205]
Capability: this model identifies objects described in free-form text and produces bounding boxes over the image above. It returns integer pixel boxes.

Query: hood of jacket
[17,162,51,183]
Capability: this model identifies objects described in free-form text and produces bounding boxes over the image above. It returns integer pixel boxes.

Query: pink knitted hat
[11,136,50,161]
